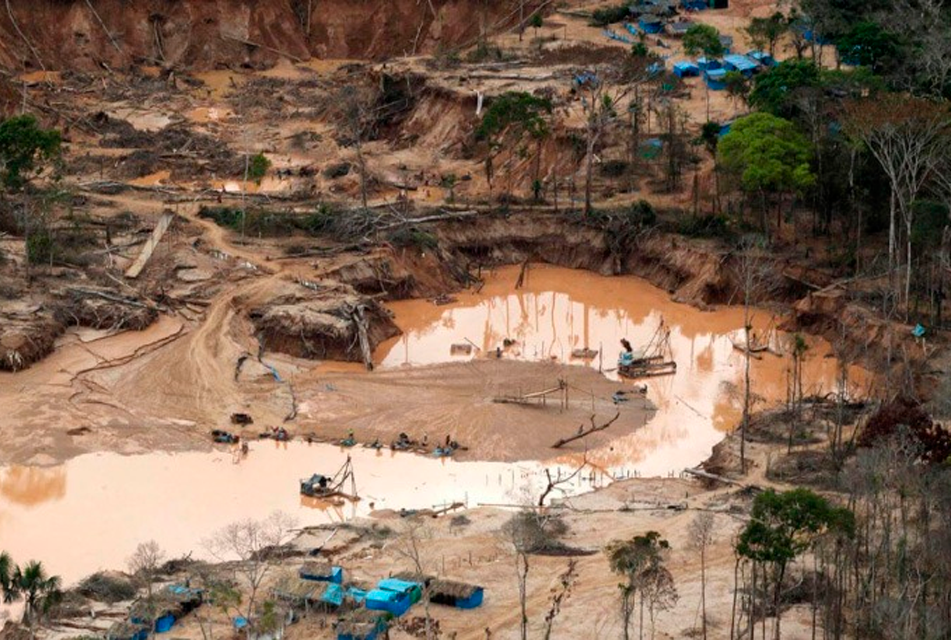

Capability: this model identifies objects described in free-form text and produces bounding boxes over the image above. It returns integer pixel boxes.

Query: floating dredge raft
[617,320,677,380]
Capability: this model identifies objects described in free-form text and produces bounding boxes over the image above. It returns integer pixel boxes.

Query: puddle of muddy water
[376,264,870,471]
[0,442,601,584]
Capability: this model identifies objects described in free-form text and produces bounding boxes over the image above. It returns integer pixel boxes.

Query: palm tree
[10,560,62,630]
[0,551,13,602]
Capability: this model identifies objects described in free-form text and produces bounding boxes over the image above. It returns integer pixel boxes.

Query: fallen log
[125,212,175,279]
[219,33,304,62]
[66,287,159,311]
[682,467,760,491]
[377,210,479,230]
[552,411,620,448]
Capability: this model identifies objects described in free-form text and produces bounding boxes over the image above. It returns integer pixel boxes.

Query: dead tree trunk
[552,411,620,448]
[351,304,373,371]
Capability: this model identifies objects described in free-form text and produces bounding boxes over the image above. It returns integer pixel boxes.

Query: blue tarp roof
[705,68,727,78]
[673,61,699,71]
[723,54,758,72]
[320,583,345,607]
[378,578,421,593]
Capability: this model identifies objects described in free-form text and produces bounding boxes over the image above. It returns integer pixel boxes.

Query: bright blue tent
[639,16,664,34]
[154,614,175,634]
[722,54,758,76]
[696,56,722,71]
[320,583,346,607]
[366,589,411,617]
[746,50,776,67]
[300,563,344,584]
[704,68,727,90]
[673,61,700,78]
[378,578,423,604]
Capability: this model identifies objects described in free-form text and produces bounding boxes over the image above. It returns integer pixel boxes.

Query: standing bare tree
[204,511,297,635]
[543,560,578,640]
[576,54,658,216]
[128,540,166,630]
[844,95,950,310]
[393,520,435,639]
[335,86,375,210]
[733,235,771,473]
[688,513,716,640]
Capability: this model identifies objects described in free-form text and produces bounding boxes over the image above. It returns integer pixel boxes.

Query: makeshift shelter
[718,34,733,53]
[129,598,183,634]
[428,580,485,610]
[377,578,423,604]
[746,50,776,67]
[696,56,721,71]
[107,621,149,640]
[273,578,345,612]
[365,589,411,617]
[165,585,203,614]
[638,16,664,34]
[624,22,640,37]
[673,61,700,78]
[723,54,758,76]
[681,0,707,9]
[336,622,379,640]
[667,21,692,36]
[300,562,344,584]
[336,610,388,640]
[704,68,727,90]
[638,138,664,159]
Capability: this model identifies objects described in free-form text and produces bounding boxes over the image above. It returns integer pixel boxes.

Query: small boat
[571,347,599,359]
[300,474,332,497]
[211,429,239,444]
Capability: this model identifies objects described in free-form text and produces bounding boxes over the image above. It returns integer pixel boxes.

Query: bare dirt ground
[0,3,932,639]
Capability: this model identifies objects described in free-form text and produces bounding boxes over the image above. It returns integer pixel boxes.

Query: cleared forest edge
[0,0,550,72]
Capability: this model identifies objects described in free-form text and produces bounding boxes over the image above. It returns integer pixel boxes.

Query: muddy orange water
[0,265,868,584]
[376,264,870,470]
[0,444,603,584]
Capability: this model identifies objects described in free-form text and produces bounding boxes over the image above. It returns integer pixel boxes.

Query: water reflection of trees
[0,466,67,506]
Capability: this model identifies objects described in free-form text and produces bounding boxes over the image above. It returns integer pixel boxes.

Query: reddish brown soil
[0,0,551,72]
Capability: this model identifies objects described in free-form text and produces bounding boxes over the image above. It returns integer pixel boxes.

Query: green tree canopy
[745,12,788,56]
[736,488,854,565]
[476,91,552,145]
[719,112,815,198]
[683,23,725,58]
[835,21,900,74]
[0,115,61,191]
[749,60,821,118]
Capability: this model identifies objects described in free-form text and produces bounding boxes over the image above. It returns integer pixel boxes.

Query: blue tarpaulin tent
[639,16,664,33]
[300,563,344,584]
[696,56,721,71]
[723,54,758,76]
[378,578,423,604]
[320,583,346,607]
[673,61,700,78]
[704,68,727,90]
[366,589,411,617]
[746,50,776,67]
